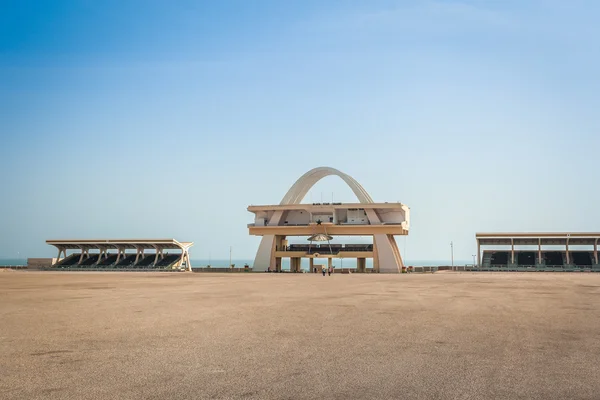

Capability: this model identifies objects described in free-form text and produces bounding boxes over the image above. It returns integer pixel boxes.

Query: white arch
[253,167,404,272]
[279,167,374,205]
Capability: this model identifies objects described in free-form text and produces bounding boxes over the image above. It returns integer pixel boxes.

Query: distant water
[0,259,27,266]
[0,258,471,268]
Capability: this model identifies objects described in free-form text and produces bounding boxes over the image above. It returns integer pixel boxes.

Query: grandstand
[476,233,600,271]
[46,239,193,271]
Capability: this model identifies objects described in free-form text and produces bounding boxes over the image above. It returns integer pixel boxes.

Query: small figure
[322,265,326,276]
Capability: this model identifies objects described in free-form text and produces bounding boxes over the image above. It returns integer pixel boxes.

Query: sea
[0,258,472,268]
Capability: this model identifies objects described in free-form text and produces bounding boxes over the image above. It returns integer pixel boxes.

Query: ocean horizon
[0,258,473,268]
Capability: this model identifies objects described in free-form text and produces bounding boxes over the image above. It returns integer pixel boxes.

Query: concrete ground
[1,271,600,400]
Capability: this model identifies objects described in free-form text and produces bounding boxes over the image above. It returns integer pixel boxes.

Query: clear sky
[1,0,599,262]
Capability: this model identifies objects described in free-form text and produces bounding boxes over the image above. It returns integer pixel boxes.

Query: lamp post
[472,254,476,266]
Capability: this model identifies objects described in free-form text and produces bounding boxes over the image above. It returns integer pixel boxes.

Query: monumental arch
[247,167,410,273]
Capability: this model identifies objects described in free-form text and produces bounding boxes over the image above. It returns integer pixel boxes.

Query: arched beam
[279,167,374,205]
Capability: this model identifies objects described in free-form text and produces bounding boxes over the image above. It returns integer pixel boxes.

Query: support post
[185,250,192,271]
[511,239,515,264]
[310,257,314,273]
[476,239,481,267]
[595,239,598,265]
[566,238,570,265]
[94,248,104,265]
[357,258,366,273]
[327,257,332,271]
[538,238,542,266]
[134,248,144,265]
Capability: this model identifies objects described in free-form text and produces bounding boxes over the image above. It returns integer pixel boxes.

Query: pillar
[538,238,542,265]
[372,241,380,272]
[186,251,192,271]
[291,257,301,273]
[595,239,598,265]
[154,249,162,266]
[310,257,315,273]
[476,239,481,267]
[94,248,104,265]
[566,238,570,265]
[275,257,282,272]
[327,257,332,270]
[511,239,515,264]
[357,258,366,273]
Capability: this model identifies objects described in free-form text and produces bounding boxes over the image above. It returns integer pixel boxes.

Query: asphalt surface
[1,271,600,399]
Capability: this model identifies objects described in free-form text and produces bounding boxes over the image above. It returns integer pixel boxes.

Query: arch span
[279,167,374,205]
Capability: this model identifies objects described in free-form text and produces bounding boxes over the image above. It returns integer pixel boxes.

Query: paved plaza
[1,271,600,399]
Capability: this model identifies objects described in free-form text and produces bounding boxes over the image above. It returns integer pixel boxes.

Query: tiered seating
[97,254,118,266]
[56,254,80,266]
[544,252,564,266]
[155,254,181,267]
[80,254,100,266]
[135,255,156,267]
[49,253,188,270]
[116,254,137,267]
[481,252,493,268]
[490,252,509,266]
[571,252,592,266]
[517,252,536,266]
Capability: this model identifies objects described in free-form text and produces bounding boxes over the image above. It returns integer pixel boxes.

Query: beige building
[476,232,600,269]
[248,167,410,273]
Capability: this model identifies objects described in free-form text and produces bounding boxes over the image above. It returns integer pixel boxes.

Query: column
[476,239,481,267]
[538,238,542,266]
[595,239,598,265]
[309,257,314,273]
[186,251,192,271]
[327,257,332,271]
[357,258,366,273]
[511,239,515,265]
[291,257,301,273]
[275,257,282,272]
[372,240,379,272]
[566,238,570,265]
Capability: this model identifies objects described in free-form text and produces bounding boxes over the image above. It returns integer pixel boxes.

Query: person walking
[328,266,332,276]
[321,265,326,276]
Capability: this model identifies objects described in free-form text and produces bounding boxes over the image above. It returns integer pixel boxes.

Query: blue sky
[1,0,599,262]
